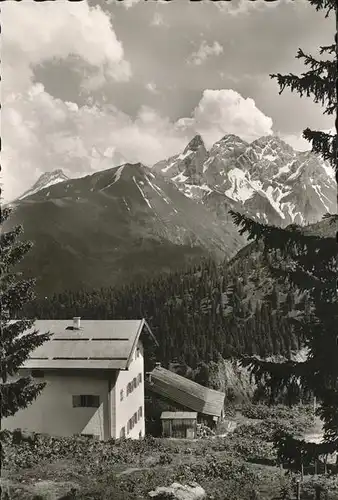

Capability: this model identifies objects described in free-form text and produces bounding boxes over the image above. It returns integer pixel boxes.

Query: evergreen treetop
[1,206,51,419]
[231,0,338,461]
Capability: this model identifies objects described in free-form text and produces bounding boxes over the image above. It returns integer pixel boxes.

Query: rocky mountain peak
[18,169,69,200]
[37,169,68,184]
[219,134,247,145]
[251,135,295,155]
[155,133,336,227]
[183,134,205,154]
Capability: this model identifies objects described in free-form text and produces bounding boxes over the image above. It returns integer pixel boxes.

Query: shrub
[158,453,173,465]
[2,431,168,472]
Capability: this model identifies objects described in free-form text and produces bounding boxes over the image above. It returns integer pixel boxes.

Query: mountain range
[9,162,244,294]
[153,134,336,227]
[10,133,336,295]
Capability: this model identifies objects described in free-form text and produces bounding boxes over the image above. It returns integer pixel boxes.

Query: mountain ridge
[9,162,245,295]
[18,169,69,200]
[153,133,336,227]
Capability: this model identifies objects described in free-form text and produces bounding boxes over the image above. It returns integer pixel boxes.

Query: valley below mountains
[10,133,335,295]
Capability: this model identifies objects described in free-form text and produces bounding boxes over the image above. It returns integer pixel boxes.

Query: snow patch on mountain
[18,169,69,200]
[161,158,178,173]
[102,165,125,190]
[133,176,153,209]
[145,176,171,205]
[224,168,255,202]
[172,172,189,183]
[154,134,336,227]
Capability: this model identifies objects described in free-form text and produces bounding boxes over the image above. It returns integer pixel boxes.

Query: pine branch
[1,279,37,313]
[319,43,336,55]
[270,71,336,115]
[239,355,309,383]
[302,129,337,168]
[274,431,338,467]
[306,0,337,17]
[1,378,46,419]
[0,241,33,271]
[318,392,338,442]
[296,48,335,74]
[0,226,23,250]
[1,325,51,379]
[229,211,336,259]
[0,206,51,421]
[322,213,338,223]
[0,207,13,225]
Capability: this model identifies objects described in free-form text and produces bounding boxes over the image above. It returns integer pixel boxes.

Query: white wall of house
[114,340,145,439]
[2,371,110,440]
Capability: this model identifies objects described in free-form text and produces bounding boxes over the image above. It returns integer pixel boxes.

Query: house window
[133,412,138,425]
[120,427,126,439]
[138,373,142,385]
[72,395,100,408]
[133,377,137,389]
[127,382,131,395]
[136,347,140,358]
[138,406,143,419]
[129,418,133,430]
[120,389,124,401]
[127,421,130,434]
[31,369,44,378]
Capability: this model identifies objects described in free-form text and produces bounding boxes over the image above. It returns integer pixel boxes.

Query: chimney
[73,317,81,330]
[155,362,161,368]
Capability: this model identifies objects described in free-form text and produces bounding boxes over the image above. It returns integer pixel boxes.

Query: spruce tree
[1,207,51,420]
[230,0,338,463]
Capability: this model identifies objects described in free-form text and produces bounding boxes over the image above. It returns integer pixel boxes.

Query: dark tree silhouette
[230,0,337,462]
[1,207,51,420]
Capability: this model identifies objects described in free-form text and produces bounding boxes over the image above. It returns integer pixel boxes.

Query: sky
[2,0,335,202]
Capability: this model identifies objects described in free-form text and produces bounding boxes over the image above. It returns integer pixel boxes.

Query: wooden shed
[145,365,225,427]
[160,411,197,439]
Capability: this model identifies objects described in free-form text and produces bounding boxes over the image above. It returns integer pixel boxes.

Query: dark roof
[161,411,197,420]
[146,366,225,417]
[18,319,157,371]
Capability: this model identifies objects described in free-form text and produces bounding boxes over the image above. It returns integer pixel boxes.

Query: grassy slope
[2,404,337,500]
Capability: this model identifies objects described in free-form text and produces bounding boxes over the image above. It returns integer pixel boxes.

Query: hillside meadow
[2,404,337,500]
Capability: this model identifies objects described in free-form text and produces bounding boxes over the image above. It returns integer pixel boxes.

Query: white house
[2,318,158,441]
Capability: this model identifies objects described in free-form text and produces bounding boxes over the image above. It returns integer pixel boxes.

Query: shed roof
[146,366,225,417]
[18,319,157,371]
[161,412,197,420]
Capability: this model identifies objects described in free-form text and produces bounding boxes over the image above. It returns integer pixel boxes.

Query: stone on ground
[148,481,206,500]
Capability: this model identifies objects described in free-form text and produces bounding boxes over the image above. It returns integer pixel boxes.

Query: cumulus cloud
[188,41,223,66]
[1,1,131,97]
[178,89,273,147]
[3,86,275,202]
[1,1,131,201]
[2,4,275,203]
[2,84,187,201]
